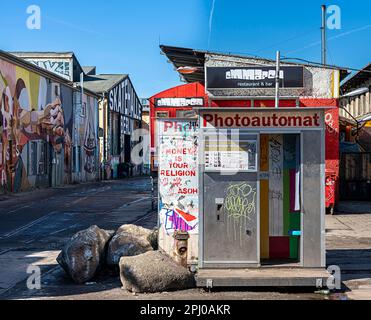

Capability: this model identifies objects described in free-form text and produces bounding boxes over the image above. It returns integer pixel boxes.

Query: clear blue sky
[1,0,370,97]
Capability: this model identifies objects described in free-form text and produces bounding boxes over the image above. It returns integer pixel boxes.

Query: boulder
[106,225,157,267]
[119,251,195,293]
[147,228,159,250]
[57,225,113,284]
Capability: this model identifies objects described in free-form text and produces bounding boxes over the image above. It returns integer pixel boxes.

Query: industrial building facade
[1,50,144,194]
[84,73,143,179]
[0,51,100,194]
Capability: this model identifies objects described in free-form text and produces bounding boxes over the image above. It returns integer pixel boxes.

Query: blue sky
[1,0,370,97]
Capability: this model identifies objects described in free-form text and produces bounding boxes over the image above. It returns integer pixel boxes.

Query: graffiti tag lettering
[224,182,256,220]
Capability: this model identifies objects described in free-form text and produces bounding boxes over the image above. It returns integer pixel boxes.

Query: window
[38,141,48,175]
[54,85,59,96]
[156,111,169,118]
[28,141,38,176]
[176,110,197,118]
[72,146,82,173]
[81,101,86,117]
[111,113,120,155]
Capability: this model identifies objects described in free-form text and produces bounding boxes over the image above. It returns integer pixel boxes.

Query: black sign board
[206,66,304,89]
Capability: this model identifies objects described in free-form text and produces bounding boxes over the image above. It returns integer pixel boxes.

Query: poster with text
[157,120,199,234]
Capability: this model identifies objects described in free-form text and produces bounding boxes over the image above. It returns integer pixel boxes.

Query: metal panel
[203,172,259,266]
[302,130,324,268]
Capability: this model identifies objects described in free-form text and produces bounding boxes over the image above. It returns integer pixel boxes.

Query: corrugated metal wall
[340,91,371,119]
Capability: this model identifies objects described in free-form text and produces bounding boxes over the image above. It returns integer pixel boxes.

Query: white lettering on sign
[156,98,204,107]
[226,69,284,81]
[202,111,323,129]
[108,80,141,119]
[26,59,71,80]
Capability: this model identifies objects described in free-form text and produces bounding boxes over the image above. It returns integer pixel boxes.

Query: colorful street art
[0,57,97,193]
[80,94,97,175]
[28,59,72,81]
[0,59,68,192]
[157,120,199,234]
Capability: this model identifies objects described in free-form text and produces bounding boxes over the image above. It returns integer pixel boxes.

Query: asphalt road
[0,179,369,300]
[0,177,157,298]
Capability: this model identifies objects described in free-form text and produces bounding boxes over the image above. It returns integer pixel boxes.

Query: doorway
[202,131,259,268]
[260,133,301,265]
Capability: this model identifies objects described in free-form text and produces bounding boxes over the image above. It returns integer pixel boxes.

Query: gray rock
[106,225,157,267]
[147,228,159,250]
[57,225,113,284]
[119,251,195,293]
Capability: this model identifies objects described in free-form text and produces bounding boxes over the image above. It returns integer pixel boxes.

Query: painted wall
[157,119,199,263]
[0,57,99,194]
[26,58,73,81]
[0,58,70,192]
[260,134,301,260]
[71,91,99,183]
[149,82,209,171]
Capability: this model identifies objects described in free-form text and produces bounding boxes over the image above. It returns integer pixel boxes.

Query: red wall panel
[150,84,340,206]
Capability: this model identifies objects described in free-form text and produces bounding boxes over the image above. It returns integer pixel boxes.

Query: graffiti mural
[0,58,71,192]
[83,97,97,174]
[28,59,72,81]
[157,120,199,234]
[72,92,98,180]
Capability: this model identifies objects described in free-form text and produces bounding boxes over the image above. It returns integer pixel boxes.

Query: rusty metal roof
[160,45,349,84]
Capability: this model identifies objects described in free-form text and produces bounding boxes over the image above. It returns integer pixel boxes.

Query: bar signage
[206,66,304,89]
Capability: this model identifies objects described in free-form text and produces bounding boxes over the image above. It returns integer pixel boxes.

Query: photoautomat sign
[201,110,324,129]
[206,66,304,89]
